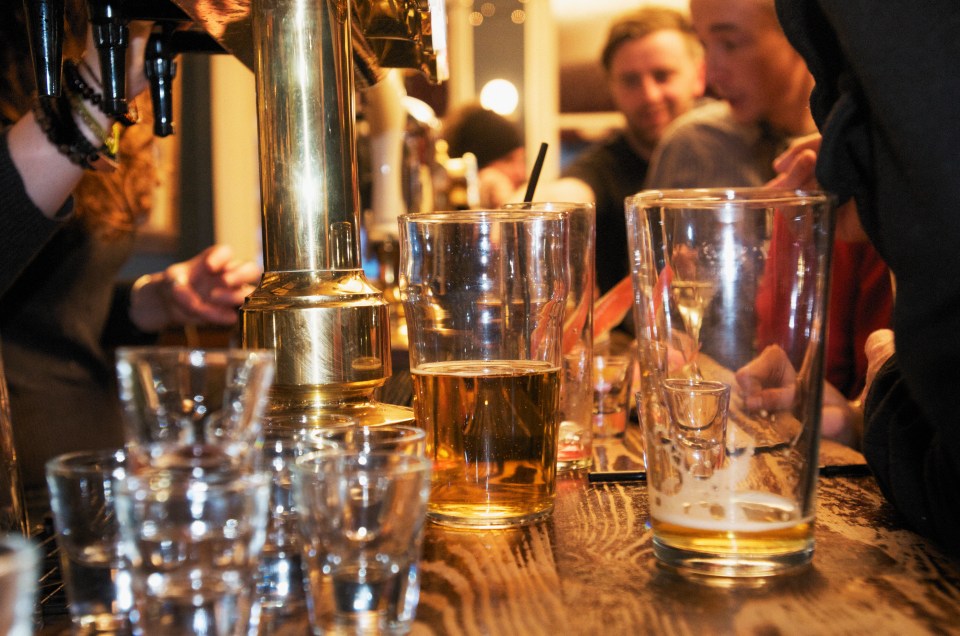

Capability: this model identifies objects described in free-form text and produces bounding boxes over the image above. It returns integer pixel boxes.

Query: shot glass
[292,450,431,635]
[400,210,568,528]
[592,354,633,438]
[626,188,834,578]
[661,379,731,479]
[254,413,358,630]
[46,449,132,634]
[0,533,38,636]
[114,346,275,473]
[313,424,426,456]
[116,469,271,635]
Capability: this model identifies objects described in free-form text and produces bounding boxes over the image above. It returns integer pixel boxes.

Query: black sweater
[0,129,154,493]
[777,0,960,556]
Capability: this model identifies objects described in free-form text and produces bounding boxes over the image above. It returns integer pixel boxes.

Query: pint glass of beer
[626,189,834,577]
[399,210,568,528]
[504,202,597,472]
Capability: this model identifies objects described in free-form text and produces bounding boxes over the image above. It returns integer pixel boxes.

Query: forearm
[0,129,69,296]
[6,111,86,217]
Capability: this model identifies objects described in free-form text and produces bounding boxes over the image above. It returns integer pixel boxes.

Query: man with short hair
[645,0,893,409]
[540,7,706,296]
[645,0,815,188]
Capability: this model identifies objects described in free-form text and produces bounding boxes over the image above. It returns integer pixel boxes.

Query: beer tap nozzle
[87,0,129,116]
[23,0,65,96]
[144,23,177,137]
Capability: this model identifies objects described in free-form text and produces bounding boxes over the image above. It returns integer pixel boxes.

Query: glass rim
[114,345,276,363]
[45,448,127,477]
[262,412,359,428]
[316,423,425,441]
[627,187,834,208]
[501,201,596,211]
[398,209,566,224]
[293,449,431,474]
[118,468,271,494]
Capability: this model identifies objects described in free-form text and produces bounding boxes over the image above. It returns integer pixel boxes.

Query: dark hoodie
[775,0,960,557]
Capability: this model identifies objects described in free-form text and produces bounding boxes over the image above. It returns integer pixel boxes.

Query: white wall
[210,56,261,266]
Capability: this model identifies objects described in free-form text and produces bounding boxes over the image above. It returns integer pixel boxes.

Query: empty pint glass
[626,189,834,577]
[399,210,568,528]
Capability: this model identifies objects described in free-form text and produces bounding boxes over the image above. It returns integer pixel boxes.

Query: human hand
[735,345,798,414]
[129,245,262,333]
[767,133,821,191]
[857,329,896,408]
[766,132,868,242]
[821,329,895,448]
[734,342,875,448]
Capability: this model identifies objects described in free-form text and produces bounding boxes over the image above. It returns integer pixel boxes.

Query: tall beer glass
[399,210,568,528]
[504,202,596,472]
[626,189,834,577]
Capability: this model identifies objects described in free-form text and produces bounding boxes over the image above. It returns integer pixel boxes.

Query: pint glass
[504,202,596,471]
[399,210,568,528]
[626,189,834,577]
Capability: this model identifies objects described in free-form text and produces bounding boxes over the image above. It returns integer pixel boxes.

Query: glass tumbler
[626,188,834,578]
[399,210,568,528]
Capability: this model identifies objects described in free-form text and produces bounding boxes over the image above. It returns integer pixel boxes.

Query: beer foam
[653,492,810,533]
[649,444,808,532]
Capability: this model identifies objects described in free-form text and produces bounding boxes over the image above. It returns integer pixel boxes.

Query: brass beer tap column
[23,0,444,424]
[241,0,429,424]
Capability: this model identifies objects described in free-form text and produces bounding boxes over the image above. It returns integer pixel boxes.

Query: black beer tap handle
[144,23,177,137]
[24,0,65,96]
[87,0,129,116]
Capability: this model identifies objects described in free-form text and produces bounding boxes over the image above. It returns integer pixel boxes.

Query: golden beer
[651,493,813,563]
[412,360,561,528]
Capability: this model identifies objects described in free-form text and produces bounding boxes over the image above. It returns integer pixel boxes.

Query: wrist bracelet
[64,59,140,128]
[67,89,121,157]
[32,94,117,173]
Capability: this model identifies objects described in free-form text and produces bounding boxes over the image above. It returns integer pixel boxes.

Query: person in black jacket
[773,0,960,556]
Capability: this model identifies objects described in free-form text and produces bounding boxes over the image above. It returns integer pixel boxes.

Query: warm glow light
[479,79,520,116]
[511,9,526,24]
[468,11,483,26]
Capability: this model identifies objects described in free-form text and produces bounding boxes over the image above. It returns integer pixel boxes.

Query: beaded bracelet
[67,89,121,157]
[63,59,139,128]
[32,94,117,173]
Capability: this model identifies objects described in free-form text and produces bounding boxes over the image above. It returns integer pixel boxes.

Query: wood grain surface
[411,427,960,636]
[39,426,960,635]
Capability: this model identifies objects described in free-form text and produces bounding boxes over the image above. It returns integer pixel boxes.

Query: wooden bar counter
[39,424,960,635]
[411,428,960,635]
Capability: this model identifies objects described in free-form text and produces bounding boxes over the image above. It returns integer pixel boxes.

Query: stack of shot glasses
[46,347,277,635]
[284,422,431,635]
[44,346,431,636]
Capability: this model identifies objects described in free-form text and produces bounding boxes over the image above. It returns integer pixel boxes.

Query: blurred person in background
[443,103,526,208]
[644,0,893,424]
[538,6,706,297]
[0,2,260,500]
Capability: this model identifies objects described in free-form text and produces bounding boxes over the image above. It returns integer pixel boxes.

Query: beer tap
[23,0,448,424]
[23,0,65,96]
[87,0,129,116]
[143,23,176,136]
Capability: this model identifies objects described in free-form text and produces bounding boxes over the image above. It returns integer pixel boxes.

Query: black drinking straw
[523,142,549,202]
